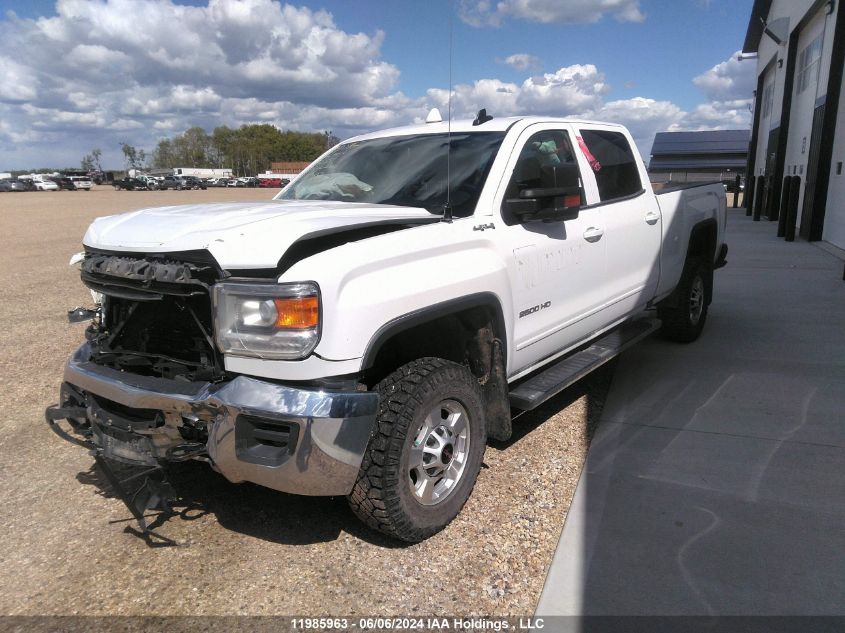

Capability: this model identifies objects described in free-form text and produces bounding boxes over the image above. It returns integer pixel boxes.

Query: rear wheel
[348,358,486,542]
[659,257,710,343]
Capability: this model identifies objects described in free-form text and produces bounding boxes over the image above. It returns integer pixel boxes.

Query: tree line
[150,125,338,175]
[79,125,340,175]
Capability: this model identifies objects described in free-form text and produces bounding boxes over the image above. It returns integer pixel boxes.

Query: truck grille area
[81,250,219,297]
[82,251,225,382]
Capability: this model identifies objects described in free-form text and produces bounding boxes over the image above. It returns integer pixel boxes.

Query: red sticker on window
[576,136,602,172]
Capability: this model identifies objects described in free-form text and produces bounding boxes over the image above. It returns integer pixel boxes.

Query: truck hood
[83,199,437,269]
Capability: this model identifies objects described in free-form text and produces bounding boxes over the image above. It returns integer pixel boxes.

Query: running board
[508,317,660,411]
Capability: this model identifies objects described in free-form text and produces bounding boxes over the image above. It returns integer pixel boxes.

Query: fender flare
[360,292,508,371]
[662,218,718,309]
[688,217,718,263]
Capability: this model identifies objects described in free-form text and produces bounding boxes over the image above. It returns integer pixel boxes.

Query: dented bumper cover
[59,344,378,496]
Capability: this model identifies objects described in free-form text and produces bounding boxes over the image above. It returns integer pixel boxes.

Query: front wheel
[348,358,486,542]
[659,257,710,343]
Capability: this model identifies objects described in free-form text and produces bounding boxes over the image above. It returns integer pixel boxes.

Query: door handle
[645,211,660,225]
[583,227,604,243]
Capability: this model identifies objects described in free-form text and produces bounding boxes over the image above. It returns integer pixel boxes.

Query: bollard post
[734,174,741,208]
[745,176,755,216]
[785,176,800,242]
[767,176,781,221]
[777,176,792,238]
[752,176,765,221]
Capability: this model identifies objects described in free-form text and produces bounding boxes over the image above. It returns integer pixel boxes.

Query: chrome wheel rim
[408,399,471,506]
[689,275,705,325]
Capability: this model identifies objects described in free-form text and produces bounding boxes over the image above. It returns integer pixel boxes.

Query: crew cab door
[493,124,608,378]
[574,126,661,319]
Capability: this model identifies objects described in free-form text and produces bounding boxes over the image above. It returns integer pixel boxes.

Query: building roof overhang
[649,157,748,171]
[743,0,774,53]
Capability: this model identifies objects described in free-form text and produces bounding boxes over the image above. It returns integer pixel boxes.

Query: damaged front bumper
[49,344,378,497]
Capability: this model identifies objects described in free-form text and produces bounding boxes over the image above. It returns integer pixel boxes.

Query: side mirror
[505,163,581,222]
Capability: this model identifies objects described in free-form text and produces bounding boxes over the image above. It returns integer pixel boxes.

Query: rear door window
[577,129,643,202]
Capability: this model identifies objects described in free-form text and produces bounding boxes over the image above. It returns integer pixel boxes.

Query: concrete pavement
[536,209,845,616]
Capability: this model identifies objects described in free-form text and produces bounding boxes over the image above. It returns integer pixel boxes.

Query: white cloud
[0,58,39,103]
[587,97,685,155]
[672,50,755,147]
[684,99,753,129]
[500,53,542,71]
[0,0,398,108]
[459,0,645,27]
[518,65,610,112]
[422,64,610,121]
[693,50,756,102]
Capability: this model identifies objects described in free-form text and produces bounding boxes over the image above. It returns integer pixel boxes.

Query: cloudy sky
[0,0,756,170]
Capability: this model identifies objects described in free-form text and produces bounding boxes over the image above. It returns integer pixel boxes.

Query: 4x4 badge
[473,223,495,232]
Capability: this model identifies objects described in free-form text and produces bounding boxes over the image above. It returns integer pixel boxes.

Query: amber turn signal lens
[273,296,319,329]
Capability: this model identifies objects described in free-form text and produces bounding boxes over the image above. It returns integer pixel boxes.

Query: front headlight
[213,282,320,360]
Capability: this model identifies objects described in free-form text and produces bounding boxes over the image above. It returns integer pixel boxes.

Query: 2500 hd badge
[519,301,551,318]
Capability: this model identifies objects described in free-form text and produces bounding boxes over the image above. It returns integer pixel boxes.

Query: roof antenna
[472,108,493,126]
[442,0,454,223]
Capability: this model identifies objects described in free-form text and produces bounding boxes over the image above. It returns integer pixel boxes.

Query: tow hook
[67,307,98,323]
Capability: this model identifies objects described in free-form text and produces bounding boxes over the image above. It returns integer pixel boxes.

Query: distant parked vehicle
[172,167,233,179]
[138,176,159,190]
[258,177,291,188]
[225,178,241,187]
[0,179,28,192]
[68,176,93,191]
[258,177,281,188]
[34,179,59,191]
[158,175,187,190]
[112,178,150,191]
[51,177,74,190]
[182,176,207,190]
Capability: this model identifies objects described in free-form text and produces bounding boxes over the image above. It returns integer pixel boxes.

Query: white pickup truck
[47,113,727,542]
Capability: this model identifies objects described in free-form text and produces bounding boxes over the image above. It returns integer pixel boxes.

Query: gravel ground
[0,186,612,616]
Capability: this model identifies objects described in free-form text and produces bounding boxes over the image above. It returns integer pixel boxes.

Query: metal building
[649,130,750,185]
[743,0,845,249]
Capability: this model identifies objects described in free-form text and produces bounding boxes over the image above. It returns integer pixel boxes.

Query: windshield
[276,131,506,217]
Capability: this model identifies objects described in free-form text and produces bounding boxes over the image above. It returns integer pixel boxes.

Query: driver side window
[502,130,583,225]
